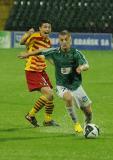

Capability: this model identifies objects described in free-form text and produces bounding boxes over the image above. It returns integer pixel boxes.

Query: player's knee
[81,105,92,114]
[48,92,54,100]
[63,92,73,104]
[41,87,54,100]
[86,105,92,113]
[46,89,54,100]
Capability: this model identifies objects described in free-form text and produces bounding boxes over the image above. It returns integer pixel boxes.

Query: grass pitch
[0,48,113,160]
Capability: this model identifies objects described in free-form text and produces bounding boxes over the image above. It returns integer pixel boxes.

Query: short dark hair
[39,19,51,27]
[59,30,71,37]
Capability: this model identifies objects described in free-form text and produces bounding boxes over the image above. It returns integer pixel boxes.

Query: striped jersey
[24,32,51,72]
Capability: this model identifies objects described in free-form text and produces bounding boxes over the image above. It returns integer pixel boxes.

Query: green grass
[0,48,113,160]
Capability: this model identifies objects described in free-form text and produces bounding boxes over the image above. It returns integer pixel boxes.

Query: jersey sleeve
[42,48,57,59]
[75,49,88,65]
[26,34,34,44]
[20,32,30,45]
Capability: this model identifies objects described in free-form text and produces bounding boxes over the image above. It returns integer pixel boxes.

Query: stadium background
[0,0,113,160]
[0,0,113,50]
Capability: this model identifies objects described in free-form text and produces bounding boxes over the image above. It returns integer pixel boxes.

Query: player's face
[39,23,51,38]
[59,35,72,51]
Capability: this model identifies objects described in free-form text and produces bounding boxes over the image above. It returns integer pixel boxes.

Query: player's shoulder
[30,32,40,38]
[26,32,41,43]
[71,48,82,55]
[71,48,78,54]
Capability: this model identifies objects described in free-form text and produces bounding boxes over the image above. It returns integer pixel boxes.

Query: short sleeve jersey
[42,48,88,90]
[24,32,51,72]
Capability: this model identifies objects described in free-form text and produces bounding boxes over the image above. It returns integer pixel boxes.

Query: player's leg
[26,93,48,127]
[25,71,52,127]
[41,71,59,126]
[26,87,56,127]
[63,91,77,123]
[25,71,45,127]
[72,85,92,124]
[40,86,59,126]
[56,86,83,133]
[25,93,47,127]
[25,71,59,127]
[81,104,92,124]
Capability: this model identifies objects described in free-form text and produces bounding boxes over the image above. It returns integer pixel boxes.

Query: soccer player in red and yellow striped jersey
[20,20,59,127]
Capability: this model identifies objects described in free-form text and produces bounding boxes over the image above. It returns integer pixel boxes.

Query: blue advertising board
[11,31,25,48]
[11,32,112,50]
[71,33,112,50]
[50,33,112,50]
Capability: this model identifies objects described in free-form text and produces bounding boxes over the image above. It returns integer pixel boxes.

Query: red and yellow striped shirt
[24,32,51,72]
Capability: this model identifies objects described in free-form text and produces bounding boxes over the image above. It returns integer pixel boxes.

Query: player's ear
[58,35,61,43]
[70,37,72,45]
[39,27,41,31]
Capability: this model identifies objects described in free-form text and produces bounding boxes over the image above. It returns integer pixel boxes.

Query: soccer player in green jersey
[19,30,92,133]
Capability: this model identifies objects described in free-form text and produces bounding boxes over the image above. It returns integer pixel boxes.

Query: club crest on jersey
[61,67,72,74]
[82,96,88,102]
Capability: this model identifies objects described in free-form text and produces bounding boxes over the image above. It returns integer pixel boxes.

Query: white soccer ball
[84,123,99,139]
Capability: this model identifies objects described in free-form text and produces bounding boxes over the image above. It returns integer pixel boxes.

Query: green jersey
[42,48,88,90]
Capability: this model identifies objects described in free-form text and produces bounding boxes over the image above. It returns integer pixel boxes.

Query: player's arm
[18,48,56,59]
[75,50,89,74]
[20,28,34,45]
[76,64,89,74]
[18,49,43,59]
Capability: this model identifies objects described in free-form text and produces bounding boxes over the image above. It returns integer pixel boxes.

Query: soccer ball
[84,123,99,139]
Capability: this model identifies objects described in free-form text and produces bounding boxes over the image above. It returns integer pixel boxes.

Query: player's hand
[18,53,29,59]
[27,28,35,36]
[28,28,35,34]
[76,64,89,74]
[76,65,83,74]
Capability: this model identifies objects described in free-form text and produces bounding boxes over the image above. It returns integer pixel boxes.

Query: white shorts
[56,85,92,108]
